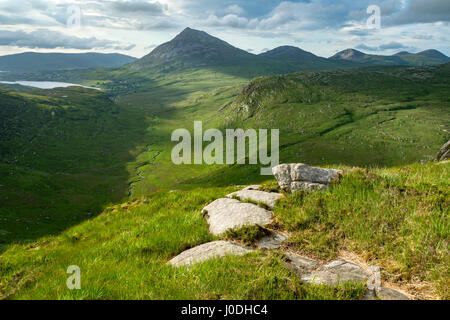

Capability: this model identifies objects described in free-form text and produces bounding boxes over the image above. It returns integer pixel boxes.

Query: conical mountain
[135,27,256,69]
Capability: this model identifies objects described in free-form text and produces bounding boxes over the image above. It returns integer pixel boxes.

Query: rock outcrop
[435,140,450,161]
[202,198,273,235]
[168,241,253,267]
[272,163,342,192]
[300,259,368,285]
[226,189,283,209]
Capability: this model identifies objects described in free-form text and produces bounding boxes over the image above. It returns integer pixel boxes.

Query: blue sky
[0,0,449,58]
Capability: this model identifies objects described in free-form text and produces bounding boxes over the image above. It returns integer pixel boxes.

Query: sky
[0,0,449,58]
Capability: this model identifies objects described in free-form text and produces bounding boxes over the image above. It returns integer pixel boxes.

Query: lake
[0,81,101,90]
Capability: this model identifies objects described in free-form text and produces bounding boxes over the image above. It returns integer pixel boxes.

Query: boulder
[226,189,283,209]
[301,259,368,285]
[435,140,450,161]
[168,241,253,267]
[272,163,342,193]
[202,198,273,236]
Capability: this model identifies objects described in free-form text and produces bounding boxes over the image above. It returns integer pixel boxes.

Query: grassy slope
[0,187,365,300]
[0,162,446,299]
[273,162,449,299]
[213,65,449,173]
[0,87,149,245]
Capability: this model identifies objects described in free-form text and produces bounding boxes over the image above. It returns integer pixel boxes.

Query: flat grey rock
[202,198,273,236]
[376,287,409,300]
[257,231,287,250]
[301,259,368,285]
[226,189,283,209]
[285,253,320,272]
[168,241,254,267]
[272,163,342,193]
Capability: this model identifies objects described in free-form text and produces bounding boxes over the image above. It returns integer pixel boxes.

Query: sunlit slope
[220,64,450,167]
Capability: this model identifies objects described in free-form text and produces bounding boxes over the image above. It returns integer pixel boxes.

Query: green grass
[223,225,271,246]
[0,188,365,300]
[1,162,446,299]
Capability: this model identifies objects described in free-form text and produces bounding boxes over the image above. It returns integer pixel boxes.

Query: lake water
[0,81,101,90]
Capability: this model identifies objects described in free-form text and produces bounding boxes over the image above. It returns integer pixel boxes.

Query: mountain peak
[174,27,210,40]
[417,49,449,59]
[260,46,317,58]
[135,27,253,69]
[331,49,365,60]
[394,51,411,56]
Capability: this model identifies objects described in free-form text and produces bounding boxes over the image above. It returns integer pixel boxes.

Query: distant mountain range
[1,28,448,77]
[131,28,358,75]
[131,27,293,76]
[129,28,449,76]
[330,48,450,66]
[0,52,137,73]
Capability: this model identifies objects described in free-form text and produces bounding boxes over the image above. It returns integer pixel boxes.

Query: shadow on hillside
[0,82,185,253]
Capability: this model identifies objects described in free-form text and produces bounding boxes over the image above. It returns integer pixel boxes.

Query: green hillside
[220,64,450,166]
[0,87,148,245]
[1,63,448,246]
[110,63,449,193]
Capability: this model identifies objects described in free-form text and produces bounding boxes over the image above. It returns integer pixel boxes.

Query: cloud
[356,44,379,51]
[378,41,408,50]
[0,29,134,50]
[226,4,245,15]
[383,0,450,26]
[413,34,434,40]
[206,14,254,28]
[110,1,167,14]
[0,0,448,57]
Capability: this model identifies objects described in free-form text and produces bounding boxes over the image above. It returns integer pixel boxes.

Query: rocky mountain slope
[331,48,450,66]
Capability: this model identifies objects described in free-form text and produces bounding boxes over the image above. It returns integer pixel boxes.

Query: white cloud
[0,0,449,58]
[226,4,245,15]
